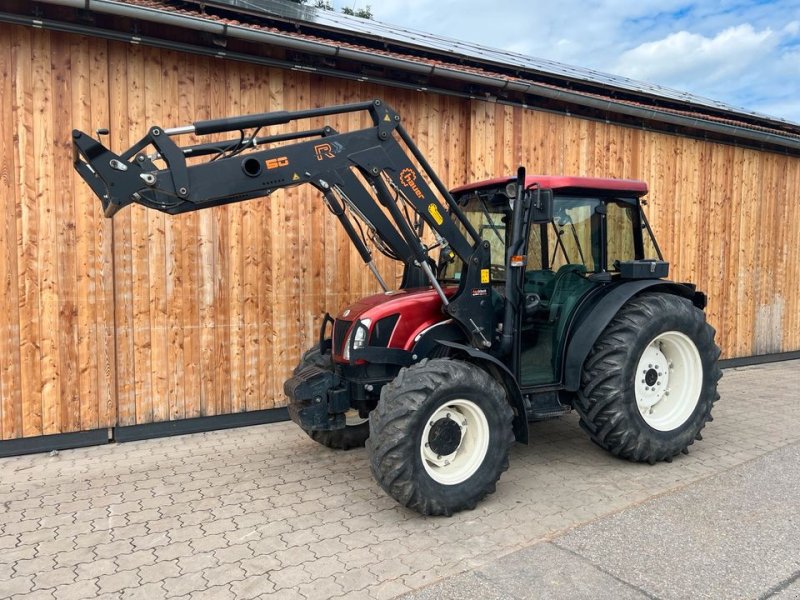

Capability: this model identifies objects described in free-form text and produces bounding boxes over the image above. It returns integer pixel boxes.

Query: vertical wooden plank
[178,51,199,420]
[162,51,185,422]
[31,29,61,435]
[225,62,244,414]
[0,26,23,440]
[195,56,217,416]
[128,44,153,426]
[735,148,759,357]
[89,37,117,430]
[72,33,101,432]
[108,41,135,427]
[256,67,275,409]
[238,63,260,412]
[786,162,800,352]
[51,31,80,434]
[143,47,169,423]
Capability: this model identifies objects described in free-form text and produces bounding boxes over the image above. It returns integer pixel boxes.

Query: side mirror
[529,188,553,223]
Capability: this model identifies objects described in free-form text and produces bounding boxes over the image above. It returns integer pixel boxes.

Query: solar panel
[197,0,796,126]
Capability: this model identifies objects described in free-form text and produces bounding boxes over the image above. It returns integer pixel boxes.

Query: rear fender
[436,340,529,444]
[562,280,705,391]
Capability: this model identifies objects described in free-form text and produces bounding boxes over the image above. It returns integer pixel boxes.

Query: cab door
[518,197,603,386]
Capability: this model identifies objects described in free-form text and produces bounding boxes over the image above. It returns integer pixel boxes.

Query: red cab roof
[451,175,648,196]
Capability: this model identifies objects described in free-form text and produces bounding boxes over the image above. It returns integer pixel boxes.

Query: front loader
[73,99,721,516]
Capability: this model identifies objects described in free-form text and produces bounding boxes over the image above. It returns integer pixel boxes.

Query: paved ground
[0,361,798,600]
[405,442,800,600]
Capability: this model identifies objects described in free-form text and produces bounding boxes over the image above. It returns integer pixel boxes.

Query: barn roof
[10,0,800,153]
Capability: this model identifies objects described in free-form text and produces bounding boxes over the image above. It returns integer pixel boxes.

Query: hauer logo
[399,168,425,199]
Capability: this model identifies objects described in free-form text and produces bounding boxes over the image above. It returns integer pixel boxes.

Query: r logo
[314,143,335,161]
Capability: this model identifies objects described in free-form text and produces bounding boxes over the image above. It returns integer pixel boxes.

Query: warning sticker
[480,269,490,284]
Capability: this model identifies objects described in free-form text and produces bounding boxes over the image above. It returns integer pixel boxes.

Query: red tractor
[74,100,721,515]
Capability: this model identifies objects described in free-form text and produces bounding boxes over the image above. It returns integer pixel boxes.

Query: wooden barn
[1,0,798,455]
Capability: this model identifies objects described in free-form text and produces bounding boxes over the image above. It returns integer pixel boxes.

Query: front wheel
[367,359,514,516]
[575,292,721,463]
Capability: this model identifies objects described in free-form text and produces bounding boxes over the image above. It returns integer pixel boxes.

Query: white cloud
[614,24,777,86]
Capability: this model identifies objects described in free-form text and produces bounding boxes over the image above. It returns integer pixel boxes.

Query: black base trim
[113,408,289,443]
[0,428,109,459]
[720,350,800,369]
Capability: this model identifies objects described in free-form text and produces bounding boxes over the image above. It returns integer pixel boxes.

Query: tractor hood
[333,286,458,359]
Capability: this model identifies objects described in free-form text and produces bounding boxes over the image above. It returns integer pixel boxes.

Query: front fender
[437,340,529,444]
[562,279,705,391]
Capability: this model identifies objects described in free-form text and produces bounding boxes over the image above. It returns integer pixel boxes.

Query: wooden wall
[1,23,798,440]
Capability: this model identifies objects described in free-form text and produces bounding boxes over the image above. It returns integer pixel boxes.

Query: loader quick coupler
[283,364,351,431]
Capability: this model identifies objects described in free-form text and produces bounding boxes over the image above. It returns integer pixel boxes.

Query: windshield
[438,191,509,282]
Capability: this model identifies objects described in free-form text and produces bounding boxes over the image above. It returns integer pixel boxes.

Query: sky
[328,0,800,124]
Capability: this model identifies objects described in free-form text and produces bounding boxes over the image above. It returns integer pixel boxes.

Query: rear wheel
[293,346,369,450]
[367,359,514,516]
[575,293,721,463]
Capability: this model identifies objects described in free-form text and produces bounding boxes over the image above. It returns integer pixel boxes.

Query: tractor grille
[332,319,352,355]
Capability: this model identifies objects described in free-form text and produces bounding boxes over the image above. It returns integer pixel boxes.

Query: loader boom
[73,99,495,349]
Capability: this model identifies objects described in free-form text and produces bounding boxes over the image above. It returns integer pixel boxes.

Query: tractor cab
[444,175,664,387]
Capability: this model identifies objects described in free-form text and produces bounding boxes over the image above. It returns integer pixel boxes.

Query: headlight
[343,318,371,360]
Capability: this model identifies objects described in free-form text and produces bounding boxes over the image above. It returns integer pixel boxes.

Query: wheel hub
[427,416,463,456]
[419,399,490,485]
[634,331,703,431]
[636,343,670,409]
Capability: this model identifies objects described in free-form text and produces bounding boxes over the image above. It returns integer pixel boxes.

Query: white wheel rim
[635,331,703,431]
[419,399,490,485]
[345,410,368,427]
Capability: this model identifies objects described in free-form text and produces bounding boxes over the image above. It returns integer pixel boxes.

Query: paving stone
[213,543,253,564]
[268,564,313,590]
[114,549,158,572]
[74,558,117,579]
[52,578,100,600]
[229,573,276,599]
[96,569,140,595]
[188,533,228,554]
[162,571,208,597]
[201,563,246,587]
[8,589,56,600]
[130,532,171,551]
[333,566,381,594]
[0,573,34,596]
[175,552,220,575]
[119,581,167,600]
[239,555,282,578]
[273,544,317,568]
[51,547,95,568]
[189,584,236,600]
[13,556,56,577]
[296,574,345,599]
[136,559,182,584]
[93,539,134,559]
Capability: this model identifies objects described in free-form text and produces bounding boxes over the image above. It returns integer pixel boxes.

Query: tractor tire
[293,345,369,451]
[367,358,514,516]
[574,292,721,463]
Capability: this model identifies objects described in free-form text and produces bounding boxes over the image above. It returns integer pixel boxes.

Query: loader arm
[73,99,496,349]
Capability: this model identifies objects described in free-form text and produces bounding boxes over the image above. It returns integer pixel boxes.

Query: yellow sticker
[292,173,301,181]
[384,112,392,122]
[481,269,490,284]
[428,203,444,225]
